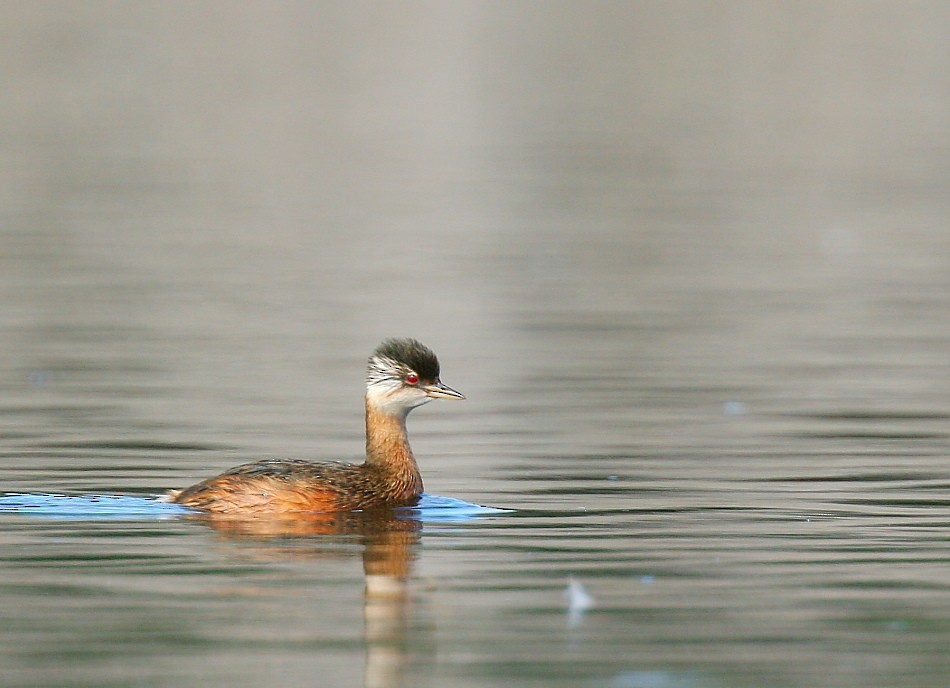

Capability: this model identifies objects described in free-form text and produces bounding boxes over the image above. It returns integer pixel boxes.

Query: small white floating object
[722,401,747,416]
[566,576,594,625]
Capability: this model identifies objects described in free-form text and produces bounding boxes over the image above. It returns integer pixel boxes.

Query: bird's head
[365,338,464,417]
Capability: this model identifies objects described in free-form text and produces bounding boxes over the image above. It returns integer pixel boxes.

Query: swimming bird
[167,338,464,514]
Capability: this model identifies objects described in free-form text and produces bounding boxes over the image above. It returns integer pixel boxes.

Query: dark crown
[370,338,441,382]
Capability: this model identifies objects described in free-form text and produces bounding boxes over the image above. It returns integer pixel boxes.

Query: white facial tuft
[366,355,400,388]
[365,355,431,416]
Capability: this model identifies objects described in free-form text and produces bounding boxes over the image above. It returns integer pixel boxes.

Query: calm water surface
[2,4,950,688]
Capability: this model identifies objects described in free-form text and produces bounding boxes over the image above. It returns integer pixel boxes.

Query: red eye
[405,373,419,385]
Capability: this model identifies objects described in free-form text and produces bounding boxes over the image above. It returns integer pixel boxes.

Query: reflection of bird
[167,339,464,514]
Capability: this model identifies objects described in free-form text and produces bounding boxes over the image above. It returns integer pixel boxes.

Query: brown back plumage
[171,459,422,514]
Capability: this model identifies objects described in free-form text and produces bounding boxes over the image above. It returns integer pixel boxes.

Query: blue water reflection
[0,492,505,522]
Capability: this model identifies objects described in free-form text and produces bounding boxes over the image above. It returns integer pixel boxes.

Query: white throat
[365,380,431,418]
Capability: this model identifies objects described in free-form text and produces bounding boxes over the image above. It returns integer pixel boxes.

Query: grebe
[167,338,464,514]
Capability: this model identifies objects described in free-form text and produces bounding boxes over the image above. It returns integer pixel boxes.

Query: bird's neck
[364,397,423,499]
